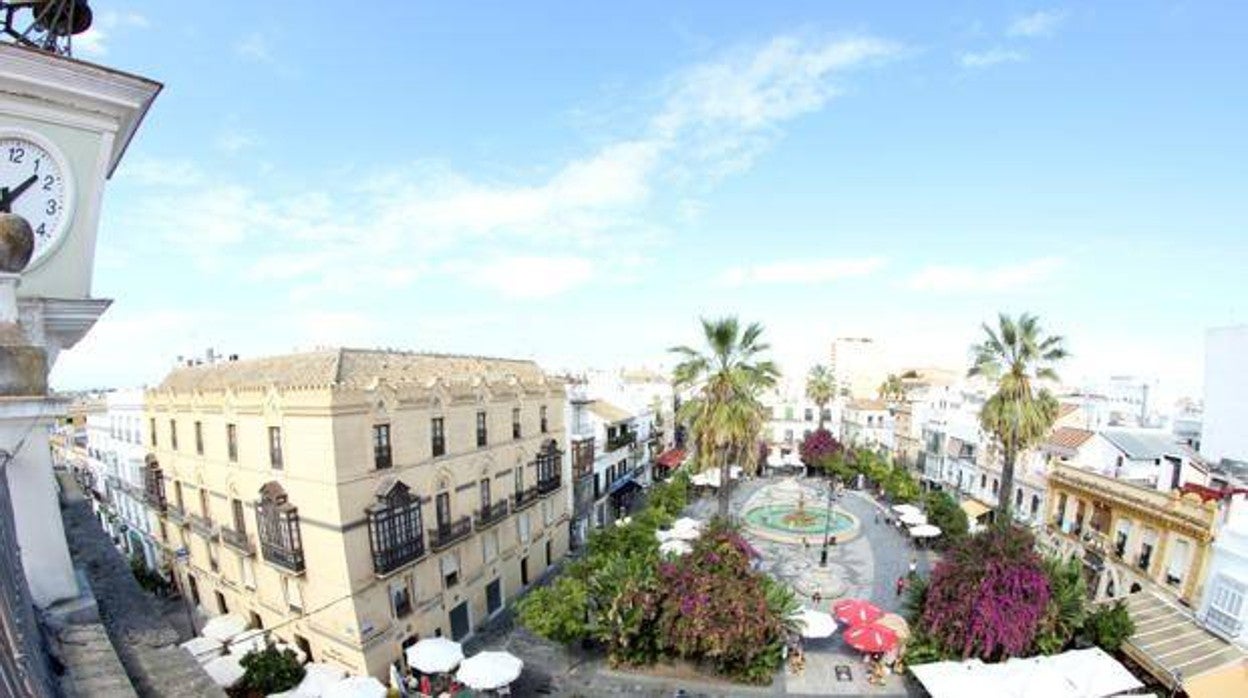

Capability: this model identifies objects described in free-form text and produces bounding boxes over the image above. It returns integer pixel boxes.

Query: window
[480,479,491,510]
[199,488,210,521]
[518,512,531,544]
[441,554,459,589]
[232,498,246,534]
[436,491,451,528]
[543,497,555,526]
[391,580,413,618]
[546,539,553,568]
[268,427,283,469]
[1206,575,1247,638]
[257,482,304,573]
[991,479,999,496]
[431,418,445,457]
[283,577,303,612]
[483,529,498,563]
[367,482,425,575]
[1015,489,1023,509]
[151,418,157,447]
[373,424,392,469]
[476,411,487,448]
[174,481,184,511]
[1167,539,1191,586]
[194,421,204,455]
[226,424,238,462]
[170,419,178,451]
[980,474,987,490]
[540,406,548,434]
[512,408,521,439]
[514,467,523,496]
[1030,494,1040,517]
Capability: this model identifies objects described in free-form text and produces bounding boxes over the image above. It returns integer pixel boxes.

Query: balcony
[428,517,472,551]
[514,486,539,511]
[1205,607,1245,640]
[606,432,636,452]
[372,536,426,577]
[221,527,255,556]
[538,475,562,496]
[475,500,509,530]
[146,490,167,513]
[189,514,218,540]
[261,541,305,574]
[166,503,188,526]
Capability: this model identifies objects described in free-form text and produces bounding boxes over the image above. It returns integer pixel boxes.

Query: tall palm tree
[671,317,779,519]
[877,373,905,404]
[969,312,1068,525]
[805,364,836,429]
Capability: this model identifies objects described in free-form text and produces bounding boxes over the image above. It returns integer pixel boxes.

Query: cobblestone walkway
[59,475,224,698]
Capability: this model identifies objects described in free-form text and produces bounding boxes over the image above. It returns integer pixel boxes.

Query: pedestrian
[909,557,918,576]
[812,590,823,607]
[895,575,907,597]
[802,537,809,552]
[874,511,880,524]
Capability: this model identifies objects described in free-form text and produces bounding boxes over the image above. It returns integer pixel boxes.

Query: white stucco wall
[1202,326,1248,465]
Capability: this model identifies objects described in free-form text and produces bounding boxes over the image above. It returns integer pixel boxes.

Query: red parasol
[843,622,898,653]
[831,598,883,627]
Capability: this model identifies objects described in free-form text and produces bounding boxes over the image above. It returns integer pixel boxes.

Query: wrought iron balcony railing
[221,527,255,556]
[606,432,636,452]
[538,475,562,496]
[372,535,425,576]
[514,486,539,511]
[188,514,218,540]
[475,500,509,530]
[261,541,305,574]
[428,517,472,551]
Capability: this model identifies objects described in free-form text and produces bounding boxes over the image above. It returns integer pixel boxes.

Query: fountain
[741,478,860,544]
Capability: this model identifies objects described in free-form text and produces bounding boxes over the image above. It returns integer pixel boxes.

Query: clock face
[0,132,73,267]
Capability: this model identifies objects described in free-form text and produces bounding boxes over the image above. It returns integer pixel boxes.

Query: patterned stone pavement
[469,475,936,697]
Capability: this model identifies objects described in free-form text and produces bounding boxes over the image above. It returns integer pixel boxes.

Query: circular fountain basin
[743,503,861,544]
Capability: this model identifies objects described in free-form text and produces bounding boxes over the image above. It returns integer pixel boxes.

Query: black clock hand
[6,174,38,204]
[0,187,8,213]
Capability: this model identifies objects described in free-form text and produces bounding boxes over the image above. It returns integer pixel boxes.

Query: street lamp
[820,479,835,567]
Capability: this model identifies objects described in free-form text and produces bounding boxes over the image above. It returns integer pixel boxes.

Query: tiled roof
[1103,430,1184,461]
[155,348,552,393]
[1046,427,1095,451]
[588,400,634,423]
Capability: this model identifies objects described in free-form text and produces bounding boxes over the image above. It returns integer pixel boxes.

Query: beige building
[829,337,886,400]
[143,349,569,679]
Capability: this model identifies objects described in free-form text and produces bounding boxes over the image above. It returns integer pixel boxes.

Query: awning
[608,479,643,499]
[1121,591,1247,696]
[655,449,686,468]
[909,647,1143,698]
[960,499,993,520]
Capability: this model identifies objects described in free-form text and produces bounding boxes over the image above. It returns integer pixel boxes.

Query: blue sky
[51,1,1248,401]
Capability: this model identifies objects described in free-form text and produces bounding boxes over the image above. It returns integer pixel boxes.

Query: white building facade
[1202,326,1248,468]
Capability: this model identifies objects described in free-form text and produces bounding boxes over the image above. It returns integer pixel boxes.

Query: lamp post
[820,480,835,567]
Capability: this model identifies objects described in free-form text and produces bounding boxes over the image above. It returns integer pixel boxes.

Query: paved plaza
[469,474,935,696]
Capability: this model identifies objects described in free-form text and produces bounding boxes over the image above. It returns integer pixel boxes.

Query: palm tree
[969,312,1068,525]
[671,317,779,519]
[805,365,836,429]
[877,373,905,404]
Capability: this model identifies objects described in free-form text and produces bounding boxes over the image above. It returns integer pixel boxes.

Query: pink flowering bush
[655,519,793,684]
[920,526,1051,660]
[799,429,844,467]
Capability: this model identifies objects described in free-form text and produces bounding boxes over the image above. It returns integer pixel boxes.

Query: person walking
[909,557,918,576]
[895,575,907,597]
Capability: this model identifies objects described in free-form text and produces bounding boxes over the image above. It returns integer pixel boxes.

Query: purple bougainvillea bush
[798,428,844,466]
[920,525,1052,660]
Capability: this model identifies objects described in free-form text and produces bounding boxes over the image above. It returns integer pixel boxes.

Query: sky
[48,1,1248,404]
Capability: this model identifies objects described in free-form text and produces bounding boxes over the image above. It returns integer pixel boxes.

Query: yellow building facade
[1044,462,1218,606]
[143,349,569,679]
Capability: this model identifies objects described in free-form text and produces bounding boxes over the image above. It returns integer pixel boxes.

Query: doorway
[520,556,529,586]
[215,591,228,615]
[449,601,470,641]
[187,575,200,606]
[486,579,502,616]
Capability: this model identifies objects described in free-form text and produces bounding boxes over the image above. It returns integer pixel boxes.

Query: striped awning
[1121,591,1247,696]
[960,498,993,520]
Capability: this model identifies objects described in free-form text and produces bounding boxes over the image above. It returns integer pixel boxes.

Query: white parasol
[404,636,465,674]
[900,512,928,526]
[659,539,693,556]
[200,613,248,643]
[178,636,223,664]
[202,654,245,688]
[909,524,942,538]
[227,628,267,656]
[294,662,347,697]
[792,608,838,639]
[455,651,524,691]
[322,675,387,698]
[892,504,922,516]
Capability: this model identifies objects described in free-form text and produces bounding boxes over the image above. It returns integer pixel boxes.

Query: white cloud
[116,157,203,187]
[960,48,1027,68]
[452,256,595,299]
[1007,9,1068,38]
[215,129,261,154]
[73,9,150,58]
[907,257,1065,293]
[235,32,274,63]
[718,257,887,287]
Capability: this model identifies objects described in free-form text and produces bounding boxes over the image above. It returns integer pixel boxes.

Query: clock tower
[0,40,159,612]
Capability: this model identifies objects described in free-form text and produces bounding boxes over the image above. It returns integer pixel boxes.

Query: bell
[29,0,93,37]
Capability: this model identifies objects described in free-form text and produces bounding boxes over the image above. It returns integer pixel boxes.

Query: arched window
[257,482,304,573]
[368,480,425,575]
[1030,494,1040,516]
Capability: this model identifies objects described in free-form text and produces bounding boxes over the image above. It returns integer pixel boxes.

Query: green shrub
[923,491,969,548]
[1034,557,1088,655]
[1082,601,1134,652]
[515,576,589,644]
[237,646,304,694]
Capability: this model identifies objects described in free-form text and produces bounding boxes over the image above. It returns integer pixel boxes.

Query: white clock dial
[0,132,73,267]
